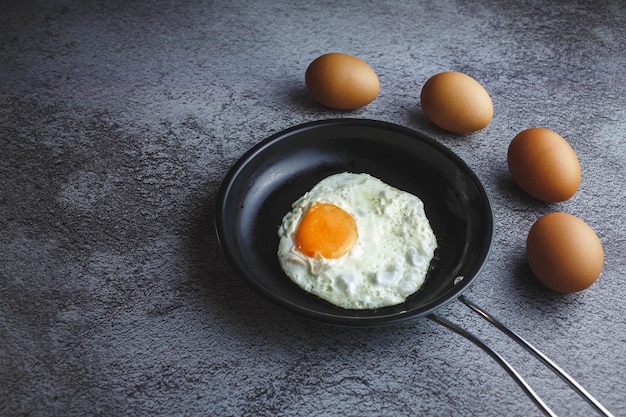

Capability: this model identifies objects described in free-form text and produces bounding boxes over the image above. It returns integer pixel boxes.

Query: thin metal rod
[428,313,557,417]
[459,295,614,417]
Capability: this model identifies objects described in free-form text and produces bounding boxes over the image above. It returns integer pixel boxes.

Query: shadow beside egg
[409,109,453,139]
[511,255,573,305]
[284,84,318,110]
[286,84,378,115]
[410,109,434,130]
[409,107,491,141]
[495,170,559,213]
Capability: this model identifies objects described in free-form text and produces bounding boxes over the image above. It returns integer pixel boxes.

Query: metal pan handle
[428,295,614,417]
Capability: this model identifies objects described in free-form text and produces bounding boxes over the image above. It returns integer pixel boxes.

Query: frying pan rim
[214,118,494,327]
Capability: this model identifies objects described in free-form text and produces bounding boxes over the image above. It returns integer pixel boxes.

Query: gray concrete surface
[2,1,625,416]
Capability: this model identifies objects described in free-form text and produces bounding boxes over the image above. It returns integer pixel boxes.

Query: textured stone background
[1,1,625,416]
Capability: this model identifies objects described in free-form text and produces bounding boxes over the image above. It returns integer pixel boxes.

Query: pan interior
[215,119,493,326]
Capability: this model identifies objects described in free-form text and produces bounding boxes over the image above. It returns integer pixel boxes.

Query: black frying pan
[215,118,492,326]
[214,119,613,417]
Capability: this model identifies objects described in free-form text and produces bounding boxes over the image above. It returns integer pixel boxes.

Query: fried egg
[277,172,437,310]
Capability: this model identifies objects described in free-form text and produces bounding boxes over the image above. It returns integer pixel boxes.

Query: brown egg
[507,128,581,202]
[305,53,380,110]
[420,71,493,134]
[526,212,604,293]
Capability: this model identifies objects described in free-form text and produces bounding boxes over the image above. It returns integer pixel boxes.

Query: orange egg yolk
[295,203,358,259]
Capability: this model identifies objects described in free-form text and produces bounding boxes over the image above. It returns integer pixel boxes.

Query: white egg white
[277,172,437,310]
